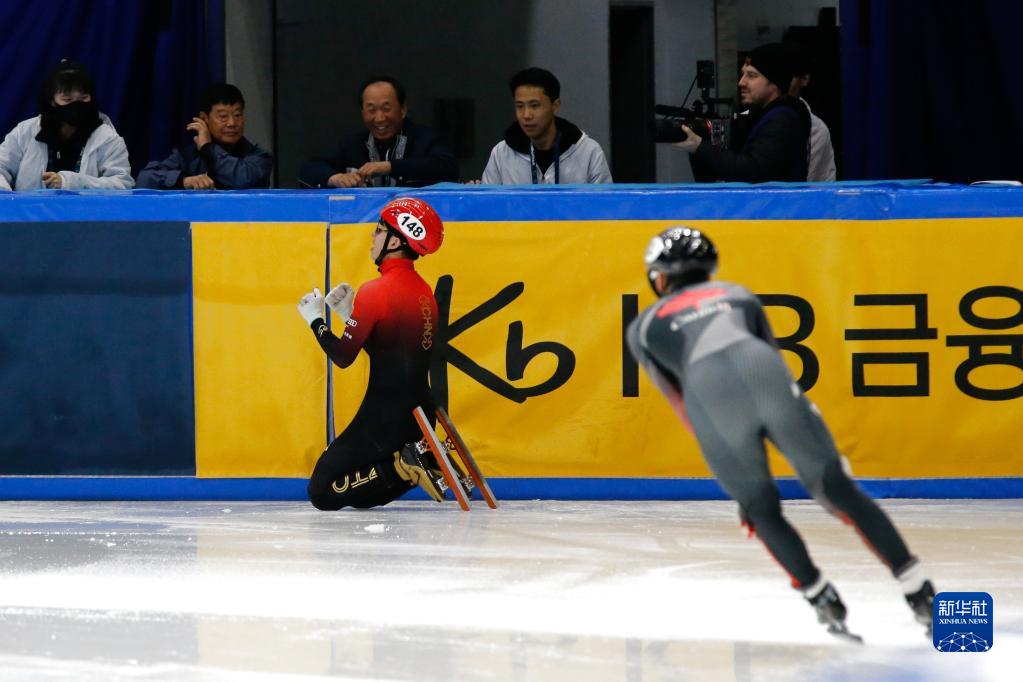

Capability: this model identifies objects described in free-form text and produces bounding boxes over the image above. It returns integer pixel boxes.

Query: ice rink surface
[1,498,1020,681]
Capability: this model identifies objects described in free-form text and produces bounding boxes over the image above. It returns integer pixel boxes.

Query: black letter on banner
[844,294,938,340]
[958,285,1023,329]
[622,294,639,397]
[431,275,576,406]
[844,293,936,397]
[945,285,1023,401]
[851,352,930,397]
[758,294,819,391]
[506,321,576,398]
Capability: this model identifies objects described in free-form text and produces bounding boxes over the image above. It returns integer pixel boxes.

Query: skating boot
[905,580,935,638]
[393,441,446,502]
[806,582,863,643]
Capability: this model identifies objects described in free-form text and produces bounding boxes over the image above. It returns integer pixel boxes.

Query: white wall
[526,0,611,163]
[653,0,716,183]
[225,0,275,178]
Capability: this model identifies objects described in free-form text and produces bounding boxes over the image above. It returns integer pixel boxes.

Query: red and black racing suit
[305,258,438,510]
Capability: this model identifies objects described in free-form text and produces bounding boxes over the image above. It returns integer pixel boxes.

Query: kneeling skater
[297,197,447,509]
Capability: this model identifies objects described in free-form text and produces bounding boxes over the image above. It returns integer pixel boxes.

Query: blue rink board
[1,185,1020,497]
[1,477,1020,501]
[2,182,1021,224]
[0,220,195,475]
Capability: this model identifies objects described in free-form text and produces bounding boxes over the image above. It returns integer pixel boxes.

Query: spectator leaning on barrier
[674,43,810,183]
[0,60,133,191]
[480,67,612,185]
[299,76,457,188]
[136,83,273,190]
[788,45,836,182]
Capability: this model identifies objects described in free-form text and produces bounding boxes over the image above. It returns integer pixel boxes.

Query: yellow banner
[333,218,1023,479]
[197,218,1023,479]
[193,222,328,477]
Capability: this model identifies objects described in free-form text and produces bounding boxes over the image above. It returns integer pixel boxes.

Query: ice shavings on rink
[1,500,1021,681]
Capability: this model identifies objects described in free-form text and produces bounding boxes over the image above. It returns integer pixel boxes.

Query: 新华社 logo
[933,591,993,652]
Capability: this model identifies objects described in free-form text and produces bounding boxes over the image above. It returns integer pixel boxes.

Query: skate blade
[827,623,864,644]
[436,407,498,509]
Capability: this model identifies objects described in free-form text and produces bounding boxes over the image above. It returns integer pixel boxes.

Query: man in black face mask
[0,60,133,191]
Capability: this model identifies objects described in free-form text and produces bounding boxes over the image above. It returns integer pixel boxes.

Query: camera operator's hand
[671,125,703,153]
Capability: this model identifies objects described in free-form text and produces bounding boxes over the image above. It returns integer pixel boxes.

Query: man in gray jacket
[481,68,611,185]
[0,60,133,191]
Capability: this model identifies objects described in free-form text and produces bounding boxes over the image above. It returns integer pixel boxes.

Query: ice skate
[435,407,498,509]
[412,406,473,510]
[806,582,863,644]
[905,579,935,638]
[443,437,475,496]
[393,442,446,503]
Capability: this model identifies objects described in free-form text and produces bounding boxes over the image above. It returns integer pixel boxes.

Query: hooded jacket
[481,117,612,184]
[691,95,810,183]
[0,113,133,190]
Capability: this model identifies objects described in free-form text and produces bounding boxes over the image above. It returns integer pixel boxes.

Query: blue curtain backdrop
[841,1,1023,182]
[0,0,224,175]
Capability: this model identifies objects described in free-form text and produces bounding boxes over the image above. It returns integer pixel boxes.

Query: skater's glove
[325,282,355,321]
[297,287,325,325]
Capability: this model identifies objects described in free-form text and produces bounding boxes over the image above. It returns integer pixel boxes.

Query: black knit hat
[746,43,797,92]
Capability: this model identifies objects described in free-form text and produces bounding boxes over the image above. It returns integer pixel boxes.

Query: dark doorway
[609,5,656,182]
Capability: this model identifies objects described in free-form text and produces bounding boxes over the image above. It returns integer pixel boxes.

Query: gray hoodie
[481,117,612,185]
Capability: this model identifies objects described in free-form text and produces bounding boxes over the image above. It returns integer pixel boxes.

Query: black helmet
[644,226,718,295]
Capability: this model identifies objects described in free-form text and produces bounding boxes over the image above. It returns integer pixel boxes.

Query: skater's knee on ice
[307,480,344,512]
[308,493,343,511]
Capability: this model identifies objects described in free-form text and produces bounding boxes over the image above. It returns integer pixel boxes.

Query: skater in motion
[297,197,448,509]
[626,226,935,640]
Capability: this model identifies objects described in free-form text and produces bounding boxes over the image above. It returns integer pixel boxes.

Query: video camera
[653,60,732,145]
[652,105,713,143]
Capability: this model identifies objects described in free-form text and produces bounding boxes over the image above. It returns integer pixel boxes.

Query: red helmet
[379,197,444,256]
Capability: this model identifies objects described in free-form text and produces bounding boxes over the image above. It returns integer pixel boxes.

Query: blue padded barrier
[1,477,1021,501]
[0,221,195,474]
[0,183,1020,499]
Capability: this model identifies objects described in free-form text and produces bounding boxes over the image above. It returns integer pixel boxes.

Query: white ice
[1,499,1020,681]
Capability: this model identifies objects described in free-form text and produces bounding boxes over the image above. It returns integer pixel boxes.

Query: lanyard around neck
[529,132,561,184]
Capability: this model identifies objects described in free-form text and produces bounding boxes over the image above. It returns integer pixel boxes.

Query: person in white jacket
[0,60,133,191]
[481,68,611,185]
[787,45,836,182]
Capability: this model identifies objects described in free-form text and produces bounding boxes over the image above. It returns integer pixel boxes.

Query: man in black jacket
[299,76,457,188]
[674,43,810,183]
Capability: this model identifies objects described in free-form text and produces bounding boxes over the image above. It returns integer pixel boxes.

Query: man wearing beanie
[674,43,810,183]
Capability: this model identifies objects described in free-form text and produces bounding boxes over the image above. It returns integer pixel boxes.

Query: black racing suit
[305,258,438,510]
[626,280,917,589]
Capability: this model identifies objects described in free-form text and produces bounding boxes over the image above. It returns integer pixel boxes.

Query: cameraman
[674,43,809,183]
